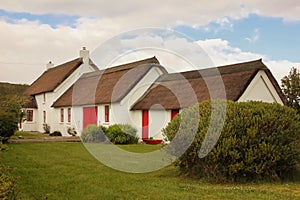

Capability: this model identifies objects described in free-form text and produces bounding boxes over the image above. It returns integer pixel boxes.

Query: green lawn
[0,142,299,199]
[11,131,47,139]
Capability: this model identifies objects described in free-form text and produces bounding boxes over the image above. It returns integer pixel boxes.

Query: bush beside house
[81,125,107,143]
[0,111,18,142]
[163,100,300,182]
[106,124,139,144]
[81,124,139,144]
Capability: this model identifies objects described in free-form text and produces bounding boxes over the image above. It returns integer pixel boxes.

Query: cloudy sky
[1,0,300,84]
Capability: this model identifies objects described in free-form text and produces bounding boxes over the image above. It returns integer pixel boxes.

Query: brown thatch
[52,57,165,107]
[131,59,286,110]
[24,58,84,95]
[24,97,38,108]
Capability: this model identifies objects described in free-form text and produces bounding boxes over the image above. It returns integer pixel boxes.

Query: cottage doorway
[142,110,149,140]
[83,106,98,130]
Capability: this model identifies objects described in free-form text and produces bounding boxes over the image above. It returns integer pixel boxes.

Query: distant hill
[0,82,29,96]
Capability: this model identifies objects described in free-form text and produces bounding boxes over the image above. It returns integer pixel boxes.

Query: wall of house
[69,66,166,138]
[149,110,171,139]
[111,66,166,138]
[238,70,284,105]
[22,60,97,135]
[21,108,38,131]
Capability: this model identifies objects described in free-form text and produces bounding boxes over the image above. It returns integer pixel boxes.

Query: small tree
[281,67,300,113]
[0,111,18,142]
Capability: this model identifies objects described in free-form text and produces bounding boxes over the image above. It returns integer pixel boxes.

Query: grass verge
[11,131,47,139]
[0,142,299,199]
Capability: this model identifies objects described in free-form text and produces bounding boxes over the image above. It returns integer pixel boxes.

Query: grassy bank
[0,142,299,199]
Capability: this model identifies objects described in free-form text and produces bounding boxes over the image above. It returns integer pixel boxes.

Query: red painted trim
[67,108,71,123]
[83,106,98,130]
[104,105,109,122]
[60,108,64,123]
[142,110,149,140]
[171,109,179,120]
[26,110,33,122]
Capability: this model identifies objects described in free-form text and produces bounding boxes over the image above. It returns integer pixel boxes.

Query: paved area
[9,136,81,143]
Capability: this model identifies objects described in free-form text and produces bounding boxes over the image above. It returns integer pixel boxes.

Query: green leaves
[281,67,300,113]
[163,100,300,182]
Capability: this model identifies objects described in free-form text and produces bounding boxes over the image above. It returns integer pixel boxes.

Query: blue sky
[175,14,300,62]
[0,1,300,84]
[0,9,79,28]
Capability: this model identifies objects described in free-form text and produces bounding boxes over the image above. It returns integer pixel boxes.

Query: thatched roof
[24,58,85,95]
[52,57,165,107]
[24,97,38,109]
[131,59,286,110]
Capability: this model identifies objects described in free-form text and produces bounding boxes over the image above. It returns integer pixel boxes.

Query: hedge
[163,100,300,182]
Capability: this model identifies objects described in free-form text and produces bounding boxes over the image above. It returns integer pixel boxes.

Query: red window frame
[26,110,33,122]
[60,108,64,123]
[104,105,109,122]
[67,108,71,123]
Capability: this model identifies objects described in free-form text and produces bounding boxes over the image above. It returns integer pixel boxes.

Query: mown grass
[11,131,47,139]
[0,142,299,199]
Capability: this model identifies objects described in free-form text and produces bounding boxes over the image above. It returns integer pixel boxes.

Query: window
[60,108,64,123]
[26,110,33,122]
[67,108,71,123]
[43,111,46,123]
[104,105,110,122]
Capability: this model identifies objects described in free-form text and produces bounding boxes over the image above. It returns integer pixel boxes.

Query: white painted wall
[22,56,97,135]
[111,66,166,137]
[238,70,284,105]
[73,66,166,137]
[21,108,37,131]
[149,110,171,139]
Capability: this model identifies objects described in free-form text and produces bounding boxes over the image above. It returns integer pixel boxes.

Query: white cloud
[197,38,300,83]
[245,28,260,43]
[0,1,300,83]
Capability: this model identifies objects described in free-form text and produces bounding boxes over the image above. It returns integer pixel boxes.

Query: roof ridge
[46,57,83,71]
[157,59,266,82]
[79,57,160,79]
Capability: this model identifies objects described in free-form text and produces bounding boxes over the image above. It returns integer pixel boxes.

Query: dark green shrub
[0,111,18,142]
[163,100,300,182]
[106,124,138,144]
[81,125,107,143]
[0,165,17,199]
[50,131,62,136]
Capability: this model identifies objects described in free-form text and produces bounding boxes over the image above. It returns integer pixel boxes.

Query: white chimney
[79,47,89,64]
[46,61,54,70]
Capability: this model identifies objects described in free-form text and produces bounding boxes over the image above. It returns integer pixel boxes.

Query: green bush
[106,124,138,144]
[0,111,18,142]
[50,131,62,136]
[0,165,17,199]
[81,125,107,143]
[163,100,300,182]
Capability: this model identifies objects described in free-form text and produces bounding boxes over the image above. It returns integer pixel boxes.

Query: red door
[171,109,179,120]
[142,110,149,140]
[83,107,98,130]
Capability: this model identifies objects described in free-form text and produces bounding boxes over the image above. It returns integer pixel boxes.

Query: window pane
[104,105,109,122]
[60,109,64,122]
